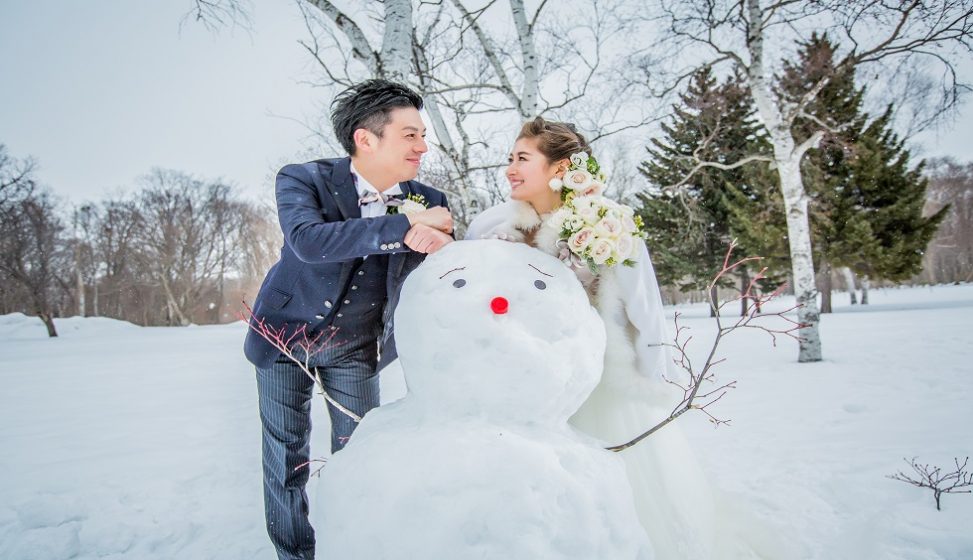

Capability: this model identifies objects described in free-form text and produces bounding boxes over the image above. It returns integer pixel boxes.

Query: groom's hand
[407,206,453,234]
[404,224,453,254]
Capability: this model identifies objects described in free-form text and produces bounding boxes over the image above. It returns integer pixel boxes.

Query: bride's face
[506,138,564,208]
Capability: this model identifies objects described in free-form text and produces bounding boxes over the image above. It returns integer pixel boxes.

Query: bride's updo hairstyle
[517,116,593,166]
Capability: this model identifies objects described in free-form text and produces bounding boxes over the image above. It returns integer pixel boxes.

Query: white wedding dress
[466,200,780,559]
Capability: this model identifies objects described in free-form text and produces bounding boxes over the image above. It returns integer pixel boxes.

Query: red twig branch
[239,302,362,423]
[295,457,330,479]
[607,240,807,452]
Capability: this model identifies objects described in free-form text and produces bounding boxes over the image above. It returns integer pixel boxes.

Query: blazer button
[351,285,358,290]
[358,270,365,276]
[394,242,402,248]
[324,300,333,308]
[380,243,388,250]
[343,299,351,304]
[337,313,344,318]
[315,314,325,320]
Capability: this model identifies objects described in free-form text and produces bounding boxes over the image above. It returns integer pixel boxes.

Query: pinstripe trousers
[255,334,379,560]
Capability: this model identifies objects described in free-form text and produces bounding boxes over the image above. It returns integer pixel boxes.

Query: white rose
[568,226,596,253]
[571,195,594,212]
[622,215,638,233]
[581,181,605,197]
[589,238,615,265]
[563,169,593,191]
[595,216,623,238]
[578,206,600,225]
[570,152,589,167]
[615,233,635,260]
[399,199,427,215]
[548,208,572,230]
[618,204,635,218]
[564,214,585,231]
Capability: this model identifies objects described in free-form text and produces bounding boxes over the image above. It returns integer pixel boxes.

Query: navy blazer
[244,157,449,369]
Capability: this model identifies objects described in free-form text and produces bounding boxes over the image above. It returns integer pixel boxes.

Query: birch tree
[190,1,652,230]
[643,0,973,362]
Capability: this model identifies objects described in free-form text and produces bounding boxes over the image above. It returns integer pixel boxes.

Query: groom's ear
[353,128,375,154]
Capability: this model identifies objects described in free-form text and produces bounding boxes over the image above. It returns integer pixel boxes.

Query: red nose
[490,296,509,315]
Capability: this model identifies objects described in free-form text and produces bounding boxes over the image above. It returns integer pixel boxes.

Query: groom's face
[357,107,429,183]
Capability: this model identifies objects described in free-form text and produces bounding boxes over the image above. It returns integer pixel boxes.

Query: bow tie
[358,192,406,207]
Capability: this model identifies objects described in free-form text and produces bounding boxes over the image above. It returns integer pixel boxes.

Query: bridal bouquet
[547,152,646,272]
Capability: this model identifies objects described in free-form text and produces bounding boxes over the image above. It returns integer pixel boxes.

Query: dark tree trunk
[38,311,58,337]
[740,266,751,317]
[820,260,833,314]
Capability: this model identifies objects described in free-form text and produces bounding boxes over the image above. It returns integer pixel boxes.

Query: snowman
[311,239,653,559]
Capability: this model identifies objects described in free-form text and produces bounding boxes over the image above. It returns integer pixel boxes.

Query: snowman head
[394,240,606,423]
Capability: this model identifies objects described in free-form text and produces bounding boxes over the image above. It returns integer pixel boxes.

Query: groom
[244,79,453,560]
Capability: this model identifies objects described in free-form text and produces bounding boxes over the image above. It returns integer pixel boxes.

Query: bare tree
[91,198,143,321]
[888,456,973,511]
[0,189,69,336]
[920,157,973,284]
[134,169,244,326]
[643,0,973,362]
[189,1,658,229]
[0,144,36,209]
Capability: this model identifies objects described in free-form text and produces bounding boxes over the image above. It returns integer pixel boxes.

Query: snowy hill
[1,284,971,559]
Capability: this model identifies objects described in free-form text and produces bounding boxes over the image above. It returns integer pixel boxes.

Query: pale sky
[1,0,321,203]
[1,1,971,205]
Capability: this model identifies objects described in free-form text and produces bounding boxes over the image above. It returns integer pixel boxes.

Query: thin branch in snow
[606,240,808,453]
[888,456,973,511]
[239,301,361,422]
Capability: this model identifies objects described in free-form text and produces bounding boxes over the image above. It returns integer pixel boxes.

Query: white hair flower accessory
[570,152,589,167]
[548,177,564,191]
[563,169,594,191]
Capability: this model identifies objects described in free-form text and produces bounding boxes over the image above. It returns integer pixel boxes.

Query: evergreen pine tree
[776,34,947,310]
[638,67,777,312]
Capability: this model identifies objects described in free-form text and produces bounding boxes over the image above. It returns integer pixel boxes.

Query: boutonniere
[387,193,429,216]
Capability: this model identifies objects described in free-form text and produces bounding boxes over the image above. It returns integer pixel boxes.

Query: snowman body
[312,240,653,559]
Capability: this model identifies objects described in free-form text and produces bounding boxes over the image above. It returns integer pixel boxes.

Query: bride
[465,117,748,559]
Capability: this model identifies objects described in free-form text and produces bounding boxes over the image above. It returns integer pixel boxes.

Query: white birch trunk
[509,0,538,118]
[860,275,870,305]
[745,0,822,362]
[381,0,413,82]
[841,267,858,304]
[76,264,85,317]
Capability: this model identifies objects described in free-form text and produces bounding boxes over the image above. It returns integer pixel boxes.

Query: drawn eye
[453,279,467,288]
[534,280,547,290]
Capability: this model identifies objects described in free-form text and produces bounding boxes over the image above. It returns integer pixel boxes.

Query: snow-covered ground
[1,284,971,559]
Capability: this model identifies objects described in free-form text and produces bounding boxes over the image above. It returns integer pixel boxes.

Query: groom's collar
[350,161,403,199]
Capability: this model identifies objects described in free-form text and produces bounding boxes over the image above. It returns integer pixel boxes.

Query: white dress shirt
[351,162,403,219]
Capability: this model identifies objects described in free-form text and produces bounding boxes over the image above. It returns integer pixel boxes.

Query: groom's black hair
[331,79,424,156]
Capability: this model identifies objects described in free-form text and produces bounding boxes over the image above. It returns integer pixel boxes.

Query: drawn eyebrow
[529,264,553,277]
[439,267,466,279]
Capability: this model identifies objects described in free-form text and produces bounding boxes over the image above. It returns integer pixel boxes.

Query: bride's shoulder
[464,200,540,241]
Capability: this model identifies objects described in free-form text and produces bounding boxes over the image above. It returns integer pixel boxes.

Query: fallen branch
[608,240,806,452]
[240,302,362,423]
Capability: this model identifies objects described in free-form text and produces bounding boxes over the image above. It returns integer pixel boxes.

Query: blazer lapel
[329,157,361,220]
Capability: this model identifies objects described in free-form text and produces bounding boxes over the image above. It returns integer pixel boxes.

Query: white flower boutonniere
[387,193,429,216]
